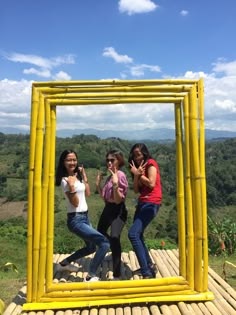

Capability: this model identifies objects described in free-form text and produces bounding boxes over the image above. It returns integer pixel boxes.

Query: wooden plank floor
[3,250,236,315]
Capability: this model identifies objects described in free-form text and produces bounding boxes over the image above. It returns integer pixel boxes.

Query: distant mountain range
[1,127,236,142]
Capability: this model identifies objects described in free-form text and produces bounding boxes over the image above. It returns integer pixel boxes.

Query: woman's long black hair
[128,143,152,167]
[55,149,82,186]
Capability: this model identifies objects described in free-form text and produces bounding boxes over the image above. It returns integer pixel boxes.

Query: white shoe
[57,264,79,273]
[84,276,100,282]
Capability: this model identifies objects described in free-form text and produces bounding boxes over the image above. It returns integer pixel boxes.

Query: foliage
[1,133,236,209]
[145,238,177,250]
[208,215,236,256]
[0,217,27,242]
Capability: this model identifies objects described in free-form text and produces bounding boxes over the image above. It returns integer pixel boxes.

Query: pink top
[102,170,128,203]
[139,158,162,205]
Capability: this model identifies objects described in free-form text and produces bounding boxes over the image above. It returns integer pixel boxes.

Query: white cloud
[212,60,236,76]
[103,47,133,63]
[4,52,75,69]
[23,67,51,78]
[53,71,71,81]
[118,0,158,15]
[180,10,189,16]
[130,64,161,76]
[103,47,161,77]
[1,59,236,133]
[2,52,75,79]
[0,79,32,130]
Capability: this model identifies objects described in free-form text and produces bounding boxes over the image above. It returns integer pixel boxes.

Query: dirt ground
[0,198,27,220]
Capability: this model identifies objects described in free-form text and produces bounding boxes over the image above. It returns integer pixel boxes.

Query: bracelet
[69,191,77,194]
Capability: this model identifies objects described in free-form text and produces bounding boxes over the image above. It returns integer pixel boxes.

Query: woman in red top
[128,143,162,279]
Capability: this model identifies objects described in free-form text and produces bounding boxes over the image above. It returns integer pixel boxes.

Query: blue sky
[1,0,236,133]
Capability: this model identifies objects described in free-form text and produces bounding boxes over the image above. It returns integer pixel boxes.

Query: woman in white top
[55,149,110,282]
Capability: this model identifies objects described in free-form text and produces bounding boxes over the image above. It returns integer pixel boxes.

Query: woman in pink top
[96,149,128,280]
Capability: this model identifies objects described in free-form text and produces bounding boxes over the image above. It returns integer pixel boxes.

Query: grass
[209,254,236,289]
[0,172,235,308]
[0,238,27,306]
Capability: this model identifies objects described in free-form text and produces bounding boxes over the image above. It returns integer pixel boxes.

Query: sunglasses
[106,158,116,163]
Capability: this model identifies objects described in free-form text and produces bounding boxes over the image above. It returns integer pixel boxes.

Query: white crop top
[61,178,88,213]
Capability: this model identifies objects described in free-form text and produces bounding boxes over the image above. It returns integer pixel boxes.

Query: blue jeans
[128,202,160,277]
[62,212,110,276]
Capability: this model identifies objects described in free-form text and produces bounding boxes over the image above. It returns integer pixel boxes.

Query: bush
[145,238,177,250]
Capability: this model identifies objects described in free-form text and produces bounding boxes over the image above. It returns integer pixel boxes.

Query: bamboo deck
[3,249,236,315]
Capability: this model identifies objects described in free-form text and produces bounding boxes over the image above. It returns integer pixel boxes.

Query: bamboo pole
[45,284,191,298]
[22,291,214,311]
[32,79,200,87]
[37,98,51,299]
[198,78,209,292]
[40,84,192,94]
[46,104,57,289]
[26,86,39,302]
[40,290,197,303]
[183,95,194,289]
[174,102,186,278]
[46,92,187,99]
[189,84,203,292]
[49,97,184,105]
[32,92,45,301]
[47,276,187,292]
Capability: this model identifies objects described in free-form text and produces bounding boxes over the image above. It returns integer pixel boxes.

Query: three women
[56,143,162,281]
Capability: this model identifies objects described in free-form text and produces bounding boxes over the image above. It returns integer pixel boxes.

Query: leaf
[0,262,18,273]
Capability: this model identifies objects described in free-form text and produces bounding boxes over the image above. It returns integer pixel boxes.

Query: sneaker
[109,276,120,281]
[134,263,158,276]
[84,276,100,282]
[142,274,155,279]
[57,264,79,273]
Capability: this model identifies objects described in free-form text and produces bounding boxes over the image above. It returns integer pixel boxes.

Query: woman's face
[106,154,119,171]
[64,152,78,175]
[132,148,144,166]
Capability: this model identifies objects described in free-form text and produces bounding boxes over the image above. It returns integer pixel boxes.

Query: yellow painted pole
[174,102,186,278]
[198,78,208,291]
[47,276,187,292]
[189,84,203,292]
[46,104,56,288]
[37,97,51,300]
[26,86,39,302]
[41,289,195,303]
[41,85,191,94]
[183,95,194,289]
[22,291,214,311]
[32,91,45,301]
[49,96,184,105]
[47,92,187,99]
[32,79,200,87]
[45,284,191,298]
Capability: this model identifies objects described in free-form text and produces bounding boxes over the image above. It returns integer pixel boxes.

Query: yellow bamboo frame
[24,79,213,310]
